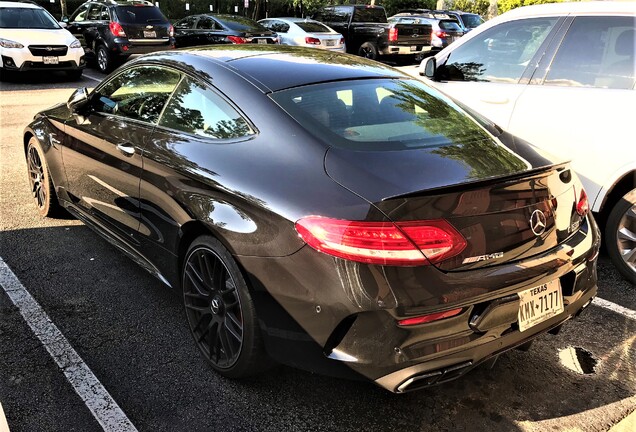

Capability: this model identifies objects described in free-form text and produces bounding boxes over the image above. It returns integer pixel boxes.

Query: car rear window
[352,8,387,23]
[296,21,331,33]
[0,7,60,29]
[270,79,496,151]
[461,14,484,29]
[218,16,268,32]
[115,6,167,24]
[439,20,462,31]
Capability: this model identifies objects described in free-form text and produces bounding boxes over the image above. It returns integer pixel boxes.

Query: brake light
[398,308,463,326]
[576,189,589,216]
[433,30,447,38]
[305,37,321,45]
[339,37,345,45]
[227,36,247,44]
[388,27,398,43]
[109,22,126,38]
[168,24,174,38]
[295,217,466,266]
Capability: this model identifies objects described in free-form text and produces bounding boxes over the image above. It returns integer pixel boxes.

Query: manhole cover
[559,346,598,375]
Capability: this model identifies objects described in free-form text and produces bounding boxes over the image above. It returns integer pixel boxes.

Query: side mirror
[59,21,67,28]
[61,16,69,23]
[419,56,436,79]
[67,87,89,112]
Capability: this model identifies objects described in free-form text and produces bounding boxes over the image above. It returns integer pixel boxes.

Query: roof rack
[0,0,40,4]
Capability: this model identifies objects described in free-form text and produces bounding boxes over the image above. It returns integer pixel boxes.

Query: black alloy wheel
[605,189,636,284]
[358,42,378,60]
[182,236,269,377]
[26,137,59,217]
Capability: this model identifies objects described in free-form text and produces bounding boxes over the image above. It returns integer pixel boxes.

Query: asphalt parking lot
[0,68,635,432]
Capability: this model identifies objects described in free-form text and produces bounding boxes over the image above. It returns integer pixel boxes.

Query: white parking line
[0,258,137,432]
[0,402,9,432]
[593,297,636,321]
[83,73,103,83]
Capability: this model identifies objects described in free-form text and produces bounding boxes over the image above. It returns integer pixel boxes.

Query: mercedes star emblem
[530,209,547,236]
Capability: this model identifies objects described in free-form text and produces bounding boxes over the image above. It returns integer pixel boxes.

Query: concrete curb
[609,408,636,432]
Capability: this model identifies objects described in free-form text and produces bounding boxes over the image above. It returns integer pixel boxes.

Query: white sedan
[419,1,635,282]
[0,1,85,79]
[258,17,345,52]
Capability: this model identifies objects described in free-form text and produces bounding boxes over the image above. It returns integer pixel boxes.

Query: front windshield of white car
[0,8,61,29]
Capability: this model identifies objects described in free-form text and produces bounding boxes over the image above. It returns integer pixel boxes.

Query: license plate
[257,38,267,45]
[517,279,563,332]
[410,45,418,51]
[326,39,335,46]
[43,56,58,65]
[143,30,156,38]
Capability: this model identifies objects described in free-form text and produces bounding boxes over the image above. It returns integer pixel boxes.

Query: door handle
[116,143,135,157]
[480,97,510,104]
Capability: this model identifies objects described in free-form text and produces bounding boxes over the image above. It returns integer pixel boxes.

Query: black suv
[63,0,175,73]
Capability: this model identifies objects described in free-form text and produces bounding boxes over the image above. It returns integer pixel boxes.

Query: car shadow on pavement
[1,225,634,431]
[0,70,96,92]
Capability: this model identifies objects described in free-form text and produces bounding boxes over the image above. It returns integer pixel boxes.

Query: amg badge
[462,252,504,264]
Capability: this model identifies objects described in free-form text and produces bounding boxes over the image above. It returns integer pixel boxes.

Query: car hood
[0,28,77,45]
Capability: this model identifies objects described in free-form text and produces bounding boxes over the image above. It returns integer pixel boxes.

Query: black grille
[28,45,68,57]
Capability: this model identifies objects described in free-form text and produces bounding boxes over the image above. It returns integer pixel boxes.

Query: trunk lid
[325,147,584,272]
[394,23,432,46]
[115,5,170,40]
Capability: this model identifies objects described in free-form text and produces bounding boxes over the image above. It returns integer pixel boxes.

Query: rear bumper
[381,45,432,56]
[240,214,601,392]
[110,37,176,56]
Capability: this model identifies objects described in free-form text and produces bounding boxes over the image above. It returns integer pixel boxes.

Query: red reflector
[227,36,247,44]
[305,37,321,45]
[168,24,174,38]
[388,27,398,42]
[295,217,466,266]
[109,22,126,38]
[339,37,345,45]
[576,188,589,216]
[398,308,463,326]
[122,45,129,51]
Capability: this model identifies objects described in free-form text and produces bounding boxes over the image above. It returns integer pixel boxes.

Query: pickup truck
[313,5,432,62]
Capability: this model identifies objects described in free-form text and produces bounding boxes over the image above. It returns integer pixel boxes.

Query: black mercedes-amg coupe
[24,46,599,393]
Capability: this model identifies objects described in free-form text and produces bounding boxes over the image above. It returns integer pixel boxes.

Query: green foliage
[378,0,436,17]
[497,0,566,14]
[450,0,490,16]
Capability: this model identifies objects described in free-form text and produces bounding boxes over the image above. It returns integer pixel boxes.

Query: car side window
[92,66,181,124]
[175,16,197,29]
[99,7,110,21]
[87,5,102,21]
[544,16,635,90]
[441,18,558,83]
[70,3,90,22]
[197,17,218,30]
[270,20,290,33]
[159,77,255,140]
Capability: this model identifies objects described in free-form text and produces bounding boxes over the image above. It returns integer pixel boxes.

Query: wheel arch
[597,170,636,226]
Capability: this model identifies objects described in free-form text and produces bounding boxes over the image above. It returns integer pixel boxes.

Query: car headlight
[0,38,24,49]
[70,39,82,49]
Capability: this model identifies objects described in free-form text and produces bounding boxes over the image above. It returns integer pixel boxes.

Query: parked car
[393,9,484,33]
[173,14,278,48]
[24,45,599,392]
[258,17,344,52]
[389,15,464,54]
[0,0,85,79]
[63,0,174,73]
[419,1,636,282]
[313,4,431,62]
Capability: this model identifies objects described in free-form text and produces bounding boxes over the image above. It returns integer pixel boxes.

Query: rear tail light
[295,217,466,266]
[109,22,126,38]
[576,188,589,216]
[388,27,398,43]
[433,30,447,38]
[168,24,174,38]
[227,36,247,44]
[339,37,345,45]
[305,37,321,45]
[398,308,463,326]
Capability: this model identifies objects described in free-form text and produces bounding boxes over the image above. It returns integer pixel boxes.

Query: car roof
[263,17,323,24]
[140,46,406,93]
[0,1,41,9]
[501,0,636,18]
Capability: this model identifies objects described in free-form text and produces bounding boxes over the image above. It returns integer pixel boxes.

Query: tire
[182,235,270,378]
[66,69,83,80]
[605,189,636,283]
[358,42,378,60]
[96,44,113,73]
[26,137,61,217]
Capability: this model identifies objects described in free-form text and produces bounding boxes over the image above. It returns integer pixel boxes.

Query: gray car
[258,17,345,52]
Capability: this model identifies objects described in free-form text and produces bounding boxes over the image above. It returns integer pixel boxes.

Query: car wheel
[66,69,83,80]
[358,42,378,60]
[26,137,60,217]
[96,45,113,73]
[182,235,270,378]
[605,189,636,283]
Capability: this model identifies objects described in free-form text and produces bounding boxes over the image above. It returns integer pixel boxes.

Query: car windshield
[270,78,495,151]
[218,16,268,32]
[115,6,167,23]
[0,7,60,29]
[461,14,485,29]
[296,21,331,33]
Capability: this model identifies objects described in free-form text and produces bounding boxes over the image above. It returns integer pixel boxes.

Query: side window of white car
[544,16,635,90]
[441,18,558,83]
